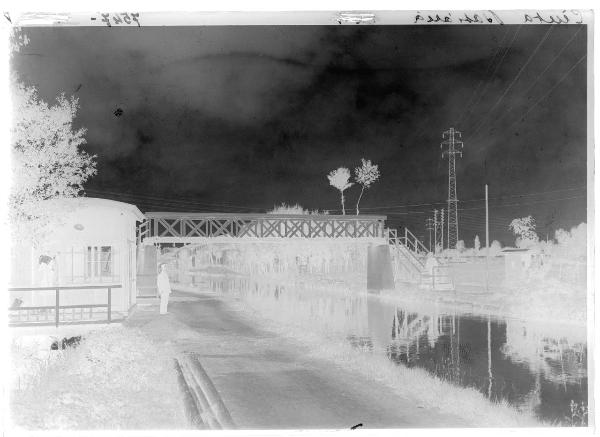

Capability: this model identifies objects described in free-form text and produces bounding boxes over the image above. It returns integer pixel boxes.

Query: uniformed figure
[157,263,172,315]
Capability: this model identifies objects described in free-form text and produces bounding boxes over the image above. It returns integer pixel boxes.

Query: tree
[354,158,380,215]
[509,216,539,248]
[10,82,97,244]
[474,235,481,253]
[554,223,587,260]
[489,240,502,256]
[327,167,353,215]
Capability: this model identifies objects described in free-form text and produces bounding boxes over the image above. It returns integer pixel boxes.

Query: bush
[268,203,324,215]
[552,223,587,261]
[489,240,502,256]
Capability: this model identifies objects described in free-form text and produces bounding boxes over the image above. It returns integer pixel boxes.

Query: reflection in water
[189,276,587,425]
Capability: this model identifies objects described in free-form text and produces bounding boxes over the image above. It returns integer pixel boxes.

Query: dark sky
[12,24,588,246]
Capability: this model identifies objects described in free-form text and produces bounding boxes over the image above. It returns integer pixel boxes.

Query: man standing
[157,263,172,315]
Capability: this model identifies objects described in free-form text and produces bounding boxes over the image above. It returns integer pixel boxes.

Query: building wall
[10,203,140,314]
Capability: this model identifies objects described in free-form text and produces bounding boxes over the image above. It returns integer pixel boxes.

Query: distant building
[10,197,144,320]
[501,247,546,283]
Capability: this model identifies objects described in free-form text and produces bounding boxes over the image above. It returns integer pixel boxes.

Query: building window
[85,246,114,280]
[54,246,118,285]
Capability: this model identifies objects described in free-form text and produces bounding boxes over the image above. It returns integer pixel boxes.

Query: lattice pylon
[441,127,464,249]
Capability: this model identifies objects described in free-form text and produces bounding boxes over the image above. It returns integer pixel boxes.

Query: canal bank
[174,274,587,426]
[145,286,543,428]
[128,291,470,428]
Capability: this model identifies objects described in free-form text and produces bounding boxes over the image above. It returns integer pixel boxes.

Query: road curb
[175,352,236,430]
[174,359,205,429]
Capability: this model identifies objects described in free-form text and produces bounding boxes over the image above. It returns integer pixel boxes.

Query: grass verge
[9,325,187,430]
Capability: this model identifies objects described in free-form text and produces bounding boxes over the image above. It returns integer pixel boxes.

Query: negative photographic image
[5,10,593,431]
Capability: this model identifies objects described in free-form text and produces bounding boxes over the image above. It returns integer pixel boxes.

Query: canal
[185,275,588,425]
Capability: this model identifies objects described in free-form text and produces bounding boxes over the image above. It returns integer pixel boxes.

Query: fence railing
[8,284,122,327]
[138,212,387,242]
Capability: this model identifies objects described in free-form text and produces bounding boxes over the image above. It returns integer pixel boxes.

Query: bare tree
[354,158,380,215]
[327,167,353,215]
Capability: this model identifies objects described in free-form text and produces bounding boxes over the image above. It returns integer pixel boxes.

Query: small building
[502,247,545,283]
[10,197,145,323]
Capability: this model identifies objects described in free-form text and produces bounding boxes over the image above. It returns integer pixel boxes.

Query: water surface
[190,276,588,425]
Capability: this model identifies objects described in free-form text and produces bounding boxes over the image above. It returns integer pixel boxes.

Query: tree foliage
[553,223,587,260]
[354,158,380,215]
[10,82,97,244]
[509,216,539,248]
[327,167,353,215]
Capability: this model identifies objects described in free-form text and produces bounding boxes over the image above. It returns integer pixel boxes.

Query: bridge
[137,212,387,244]
[135,212,451,294]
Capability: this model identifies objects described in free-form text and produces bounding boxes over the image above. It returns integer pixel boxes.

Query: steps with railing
[386,227,454,290]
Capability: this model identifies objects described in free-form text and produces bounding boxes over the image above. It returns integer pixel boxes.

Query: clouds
[11,24,587,243]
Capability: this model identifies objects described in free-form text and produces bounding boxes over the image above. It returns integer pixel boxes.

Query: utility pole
[485,184,489,290]
[441,127,464,249]
[425,218,434,252]
[440,208,445,252]
[433,209,438,254]
[485,185,489,251]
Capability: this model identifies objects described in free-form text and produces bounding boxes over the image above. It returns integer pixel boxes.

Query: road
[128,289,467,429]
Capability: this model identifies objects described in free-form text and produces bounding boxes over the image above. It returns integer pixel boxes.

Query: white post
[487,314,492,399]
[485,185,490,291]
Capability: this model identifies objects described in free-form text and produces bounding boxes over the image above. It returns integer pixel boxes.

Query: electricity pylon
[441,127,464,249]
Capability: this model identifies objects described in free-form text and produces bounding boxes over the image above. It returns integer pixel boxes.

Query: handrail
[144,212,388,220]
[404,227,429,254]
[9,285,122,291]
[9,284,122,327]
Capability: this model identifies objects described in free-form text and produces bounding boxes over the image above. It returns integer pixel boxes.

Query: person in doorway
[157,263,172,315]
[424,252,439,276]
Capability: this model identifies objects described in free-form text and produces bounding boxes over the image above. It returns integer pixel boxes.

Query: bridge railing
[401,228,429,255]
[138,212,387,242]
[386,228,428,255]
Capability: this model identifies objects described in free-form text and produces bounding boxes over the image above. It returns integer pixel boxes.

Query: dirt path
[126,290,468,429]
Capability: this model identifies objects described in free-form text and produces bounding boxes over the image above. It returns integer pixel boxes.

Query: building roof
[501,248,532,253]
[51,197,145,221]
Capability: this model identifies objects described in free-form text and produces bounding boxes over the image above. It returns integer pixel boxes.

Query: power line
[469,25,553,139]
[455,27,512,127]
[459,25,523,132]
[459,194,585,211]
[504,53,587,132]
[381,193,585,217]
[85,188,267,211]
[340,185,586,211]
[470,25,584,145]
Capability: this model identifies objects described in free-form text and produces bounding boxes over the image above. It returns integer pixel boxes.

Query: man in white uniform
[157,263,172,315]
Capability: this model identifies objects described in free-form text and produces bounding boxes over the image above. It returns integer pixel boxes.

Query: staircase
[386,227,454,291]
